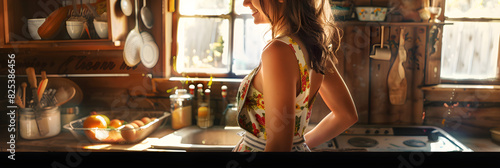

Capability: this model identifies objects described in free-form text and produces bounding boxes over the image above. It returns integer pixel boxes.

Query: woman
[233,0,358,152]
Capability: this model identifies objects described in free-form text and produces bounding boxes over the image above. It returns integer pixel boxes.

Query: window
[174,0,269,77]
[441,0,500,83]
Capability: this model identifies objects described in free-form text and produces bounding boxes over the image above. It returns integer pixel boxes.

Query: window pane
[235,0,252,14]
[441,21,500,80]
[233,17,269,75]
[445,0,500,18]
[176,17,230,74]
[179,0,231,15]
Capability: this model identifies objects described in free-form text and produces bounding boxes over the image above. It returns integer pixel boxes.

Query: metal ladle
[141,0,153,29]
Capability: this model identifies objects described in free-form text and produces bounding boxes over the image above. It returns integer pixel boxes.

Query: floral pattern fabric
[233,36,316,152]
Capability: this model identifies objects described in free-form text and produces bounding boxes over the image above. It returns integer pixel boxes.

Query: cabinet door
[0,0,127,50]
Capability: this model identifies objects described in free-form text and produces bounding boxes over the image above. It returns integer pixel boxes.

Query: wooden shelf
[336,21,452,27]
[0,0,127,50]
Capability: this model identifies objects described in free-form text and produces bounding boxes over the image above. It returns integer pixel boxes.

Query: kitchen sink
[151,126,244,152]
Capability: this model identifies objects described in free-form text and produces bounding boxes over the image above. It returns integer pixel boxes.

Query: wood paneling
[424,106,500,136]
[423,85,500,102]
[341,25,371,124]
[411,26,427,124]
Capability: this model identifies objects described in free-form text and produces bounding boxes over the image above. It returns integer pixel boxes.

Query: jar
[60,106,79,130]
[20,106,61,140]
[170,89,193,129]
[197,102,213,128]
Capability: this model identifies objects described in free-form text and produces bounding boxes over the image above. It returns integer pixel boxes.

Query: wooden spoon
[37,79,48,102]
[55,87,76,107]
[22,82,27,107]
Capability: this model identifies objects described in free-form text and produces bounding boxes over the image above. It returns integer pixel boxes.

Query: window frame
[439,10,500,85]
[169,0,256,79]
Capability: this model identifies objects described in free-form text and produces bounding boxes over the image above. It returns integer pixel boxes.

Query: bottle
[197,88,213,128]
[221,85,228,112]
[189,84,195,95]
[195,83,203,124]
[170,89,193,129]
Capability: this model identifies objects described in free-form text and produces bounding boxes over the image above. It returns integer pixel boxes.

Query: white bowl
[93,19,108,39]
[27,18,46,40]
[355,7,388,21]
[66,20,85,39]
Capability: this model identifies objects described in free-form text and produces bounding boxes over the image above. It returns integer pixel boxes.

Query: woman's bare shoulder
[260,38,299,79]
[262,39,295,62]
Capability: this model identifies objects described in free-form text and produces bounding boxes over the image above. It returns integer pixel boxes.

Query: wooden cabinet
[0,0,127,50]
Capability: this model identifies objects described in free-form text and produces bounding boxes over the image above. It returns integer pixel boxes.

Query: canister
[20,107,61,140]
[170,89,193,129]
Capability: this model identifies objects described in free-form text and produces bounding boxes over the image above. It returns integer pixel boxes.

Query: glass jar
[60,106,79,130]
[197,102,213,128]
[170,89,193,129]
[20,106,61,140]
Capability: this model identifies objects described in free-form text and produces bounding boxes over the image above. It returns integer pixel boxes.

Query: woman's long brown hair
[259,0,342,74]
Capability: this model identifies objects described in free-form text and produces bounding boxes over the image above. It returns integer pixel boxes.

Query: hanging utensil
[123,0,143,67]
[388,27,407,105]
[121,0,133,16]
[141,0,154,29]
[370,25,391,60]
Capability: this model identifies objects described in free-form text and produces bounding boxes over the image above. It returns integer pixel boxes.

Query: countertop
[15,125,177,152]
[12,125,500,152]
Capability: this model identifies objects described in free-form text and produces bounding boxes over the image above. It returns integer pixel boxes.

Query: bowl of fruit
[64,110,170,143]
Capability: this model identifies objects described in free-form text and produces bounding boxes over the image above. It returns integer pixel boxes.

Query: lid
[170,89,193,99]
[20,106,60,115]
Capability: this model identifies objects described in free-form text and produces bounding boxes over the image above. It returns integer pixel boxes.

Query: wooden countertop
[15,126,176,152]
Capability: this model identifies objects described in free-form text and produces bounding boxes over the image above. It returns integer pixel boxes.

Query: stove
[312,125,473,152]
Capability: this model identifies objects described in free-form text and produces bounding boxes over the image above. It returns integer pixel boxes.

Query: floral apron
[232,36,315,152]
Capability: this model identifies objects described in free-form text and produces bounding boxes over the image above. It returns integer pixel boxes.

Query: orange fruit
[109,119,123,128]
[83,115,108,141]
[83,115,108,128]
[198,106,209,118]
[98,114,111,125]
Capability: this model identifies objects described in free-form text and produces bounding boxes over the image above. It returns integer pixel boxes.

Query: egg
[129,122,139,128]
[120,124,137,141]
[133,120,145,127]
[141,117,152,125]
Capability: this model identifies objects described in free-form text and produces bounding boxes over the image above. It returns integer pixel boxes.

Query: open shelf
[336,21,452,27]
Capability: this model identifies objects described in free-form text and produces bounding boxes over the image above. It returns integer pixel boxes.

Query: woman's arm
[304,62,358,149]
[260,40,300,152]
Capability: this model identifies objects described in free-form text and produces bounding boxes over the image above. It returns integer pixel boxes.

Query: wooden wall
[3,0,496,137]
[423,85,500,136]
[333,24,430,125]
